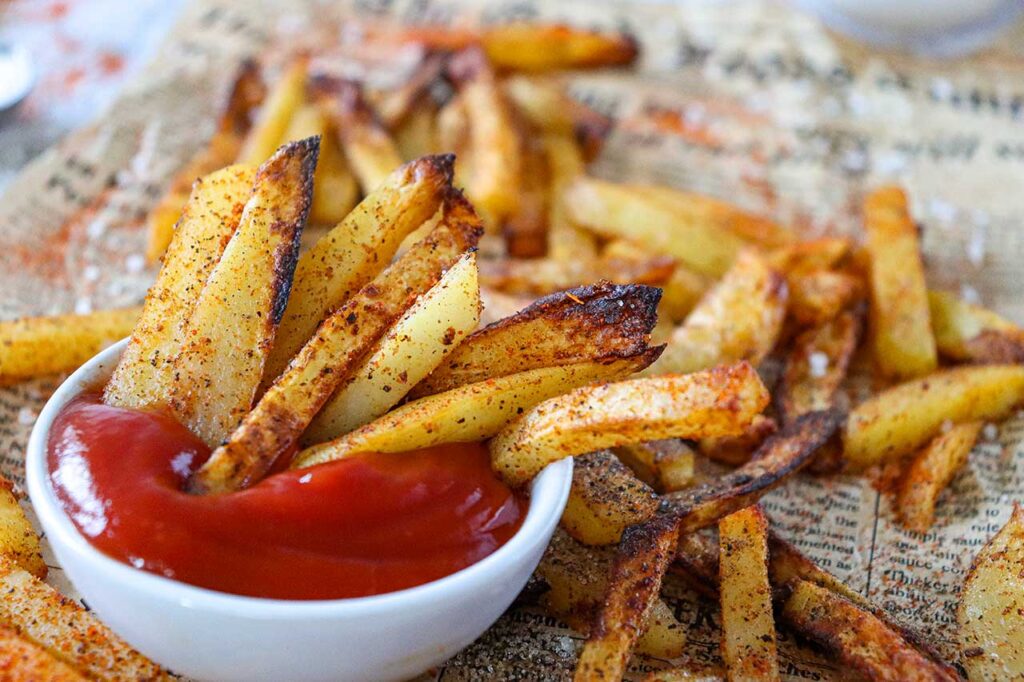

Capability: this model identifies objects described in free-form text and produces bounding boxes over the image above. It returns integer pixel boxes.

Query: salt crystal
[808,352,829,378]
[927,198,957,224]
[960,284,980,305]
[74,298,93,315]
[841,149,868,173]
[966,227,986,266]
[125,253,146,274]
[983,423,999,441]
[930,77,955,101]
[85,217,106,240]
[83,265,101,282]
[875,150,908,176]
[17,408,35,425]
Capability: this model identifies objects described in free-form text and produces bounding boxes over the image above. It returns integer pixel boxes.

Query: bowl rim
[26,338,573,619]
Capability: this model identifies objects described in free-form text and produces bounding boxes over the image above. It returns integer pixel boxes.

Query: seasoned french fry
[643,667,725,682]
[491,362,770,487]
[0,625,87,681]
[766,237,851,275]
[107,164,257,409]
[282,104,359,225]
[615,439,696,492]
[775,310,860,425]
[170,139,318,448]
[505,76,613,141]
[543,131,599,261]
[564,177,746,276]
[0,307,140,386]
[394,102,440,160]
[0,560,169,681]
[699,414,778,466]
[929,289,1024,364]
[371,54,445,129]
[787,269,862,326]
[264,155,451,383]
[437,93,473,189]
[648,250,787,376]
[482,23,638,72]
[958,505,1024,680]
[190,192,481,493]
[864,186,937,380]
[782,580,956,682]
[718,506,779,682]
[293,351,660,469]
[575,513,679,681]
[412,282,660,397]
[479,253,675,296]
[303,252,480,444]
[0,477,45,579]
[236,60,308,165]
[502,121,549,258]
[843,364,1024,468]
[562,451,659,546]
[600,241,710,323]
[897,421,982,532]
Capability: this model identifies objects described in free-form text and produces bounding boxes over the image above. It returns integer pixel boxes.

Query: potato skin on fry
[0,477,45,579]
[928,289,1024,364]
[482,23,638,72]
[897,421,981,532]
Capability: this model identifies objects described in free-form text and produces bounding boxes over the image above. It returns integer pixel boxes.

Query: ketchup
[47,394,524,600]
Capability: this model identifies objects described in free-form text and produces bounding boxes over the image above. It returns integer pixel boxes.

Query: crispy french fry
[491,362,769,486]
[505,75,613,141]
[648,250,787,376]
[394,102,440,160]
[236,60,308,165]
[412,282,660,397]
[787,269,862,326]
[303,252,480,444]
[482,23,638,72]
[699,415,778,466]
[170,139,318,448]
[782,580,956,682]
[775,310,860,425]
[0,625,87,681]
[0,560,169,681]
[145,61,265,262]
[282,104,359,225]
[864,186,937,380]
[0,477,45,579]
[615,439,696,492]
[929,289,1024,364]
[564,177,746,276]
[0,307,140,386]
[958,505,1024,679]
[543,131,599,261]
[190,192,481,493]
[437,93,473,189]
[574,513,679,681]
[479,253,675,297]
[293,351,660,469]
[897,421,982,532]
[600,240,710,323]
[263,155,451,384]
[106,164,257,409]
[502,121,549,258]
[562,451,659,546]
[843,364,1024,468]
[371,54,445,129]
[718,506,779,682]
[766,237,851,275]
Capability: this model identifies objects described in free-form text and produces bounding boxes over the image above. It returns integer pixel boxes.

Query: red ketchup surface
[47,393,524,600]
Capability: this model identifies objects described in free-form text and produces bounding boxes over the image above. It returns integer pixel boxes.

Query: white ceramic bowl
[26,339,573,682]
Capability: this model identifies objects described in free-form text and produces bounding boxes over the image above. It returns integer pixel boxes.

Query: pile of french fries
[2,18,1024,681]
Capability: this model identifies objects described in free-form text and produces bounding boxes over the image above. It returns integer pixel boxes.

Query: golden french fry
[787,269,862,326]
[412,282,659,397]
[394,103,440,161]
[371,54,445,129]
[236,60,308,165]
[501,121,549,258]
[0,307,140,386]
[897,421,981,532]
[190,194,481,493]
[543,131,599,261]
[0,477,45,579]
[479,252,674,296]
[864,186,937,379]
[282,104,359,225]
[843,364,1024,468]
[699,414,778,466]
[929,289,1024,364]
[170,139,318,448]
[263,155,451,384]
[293,351,660,469]
[615,439,696,492]
[718,506,779,682]
[0,625,87,681]
[959,505,1024,679]
[491,362,769,487]
[505,76,613,141]
[648,250,787,376]
[562,451,659,546]
[766,237,851,274]
[643,667,725,682]
[304,252,480,444]
[482,23,638,72]
[107,164,257,409]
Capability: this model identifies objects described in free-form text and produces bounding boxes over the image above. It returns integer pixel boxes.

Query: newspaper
[2,0,1024,678]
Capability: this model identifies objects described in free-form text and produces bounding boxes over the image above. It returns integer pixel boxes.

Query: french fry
[781,580,957,682]
[0,625,87,681]
[190,192,481,493]
[766,237,851,274]
[293,351,660,469]
[491,362,769,486]
[574,513,679,681]
[600,240,710,323]
[562,451,659,546]
[897,421,982,532]
[864,186,937,379]
[786,269,862,326]
[0,560,169,681]
[502,120,550,258]
[0,477,45,579]
[170,139,318,448]
[282,104,359,225]
[505,76,613,141]
[0,307,140,386]
[370,54,445,129]
[106,164,257,409]
[145,61,265,262]
[699,414,778,466]
[643,667,725,682]
[479,253,675,296]
[394,103,440,160]
[303,252,480,444]
[843,364,1024,468]
[615,439,696,492]
[543,131,599,261]
[564,177,746,276]
[775,310,860,425]
[929,289,1024,364]
[263,155,451,383]
[437,93,473,189]
[648,250,787,376]
[412,282,660,397]
[482,23,638,72]
[236,60,308,165]
[958,505,1024,680]
[718,506,779,682]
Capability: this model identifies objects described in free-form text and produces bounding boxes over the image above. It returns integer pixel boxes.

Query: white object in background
[27,339,574,682]
[794,0,1024,57]
[0,43,34,114]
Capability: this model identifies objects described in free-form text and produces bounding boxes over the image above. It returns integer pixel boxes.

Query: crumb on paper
[74,297,93,315]
[982,423,999,441]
